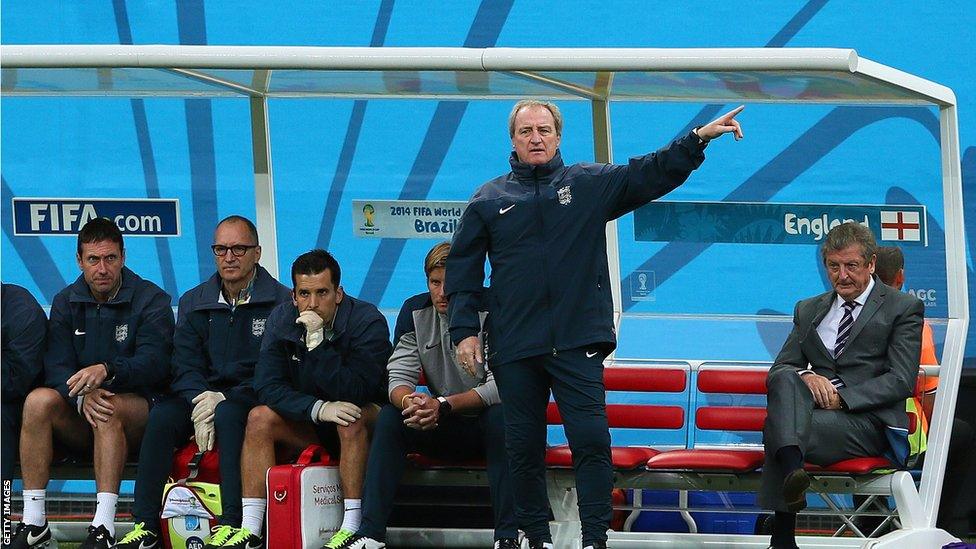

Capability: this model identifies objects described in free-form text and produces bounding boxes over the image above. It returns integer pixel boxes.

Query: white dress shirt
[816,276,875,359]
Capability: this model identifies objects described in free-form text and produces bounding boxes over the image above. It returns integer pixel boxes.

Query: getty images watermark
[3,478,12,546]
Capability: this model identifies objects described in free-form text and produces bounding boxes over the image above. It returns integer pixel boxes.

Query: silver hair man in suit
[760,221,924,549]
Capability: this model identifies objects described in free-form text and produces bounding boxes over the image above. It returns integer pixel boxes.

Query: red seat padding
[547,402,684,429]
[807,456,895,474]
[698,369,768,394]
[696,406,767,431]
[604,367,687,392]
[546,445,659,469]
[408,453,487,469]
[646,449,765,472]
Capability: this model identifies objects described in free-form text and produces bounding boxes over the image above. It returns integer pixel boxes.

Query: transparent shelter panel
[602,70,920,103]
[266,69,582,98]
[1,67,236,96]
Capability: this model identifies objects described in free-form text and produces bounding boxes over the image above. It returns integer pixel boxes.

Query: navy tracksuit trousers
[2,401,22,481]
[131,395,254,528]
[359,402,517,541]
[492,348,611,547]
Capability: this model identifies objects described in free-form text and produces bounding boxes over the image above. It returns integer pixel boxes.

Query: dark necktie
[834,301,859,357]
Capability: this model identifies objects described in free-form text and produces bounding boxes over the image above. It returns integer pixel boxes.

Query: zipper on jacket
[534,171,558,358]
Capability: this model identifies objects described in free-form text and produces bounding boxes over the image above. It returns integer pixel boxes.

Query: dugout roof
[0,46,956,105]
[0,46,964,529]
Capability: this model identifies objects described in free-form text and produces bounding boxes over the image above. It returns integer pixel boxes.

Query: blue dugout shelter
[1,46,966,548]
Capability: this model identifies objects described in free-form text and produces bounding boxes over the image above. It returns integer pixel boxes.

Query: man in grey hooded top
[344,242,517,549]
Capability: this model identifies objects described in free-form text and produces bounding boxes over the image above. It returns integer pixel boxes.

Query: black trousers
[359,403,516,541]
[2,401,22,481]
[131,395,254,527]
[492,348,611,547]
[760,367,888,512]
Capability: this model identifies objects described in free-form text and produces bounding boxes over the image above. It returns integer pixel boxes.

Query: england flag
[880,210,921,242]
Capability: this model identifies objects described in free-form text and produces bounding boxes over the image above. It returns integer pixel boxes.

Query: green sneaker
[115,522,160,549]
[221,527,263,549]
[204,525,237,548]
[323,529,356,549]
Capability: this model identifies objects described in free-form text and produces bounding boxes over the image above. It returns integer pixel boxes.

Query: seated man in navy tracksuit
[115,216,291,549]
[234,249,392,549]
[12,217,174,549]
[1,283,47,483]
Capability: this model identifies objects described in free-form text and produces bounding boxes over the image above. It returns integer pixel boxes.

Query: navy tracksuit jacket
[170,265,292,404]
[255,295,392,422]
[446,133,706,362]
[445,132,707,545]
[44,267,174,406]
[2,283,47,480]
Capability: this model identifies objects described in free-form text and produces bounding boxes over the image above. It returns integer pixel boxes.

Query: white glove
[316,401,362,426]
[194,417,215,451]
[296,310,325,351]
[191,391,226,424]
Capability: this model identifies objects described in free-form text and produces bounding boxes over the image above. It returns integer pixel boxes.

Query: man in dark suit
[760,222,923,549]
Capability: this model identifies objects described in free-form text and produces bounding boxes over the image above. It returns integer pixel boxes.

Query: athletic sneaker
[9,522,51,549]
[333,533,385,549]
[324,529,359,548]
[80,524,115,549]
[221,527,263,549]
[495,538,520,549]
[205,524,237,548]
[115,522,161,549]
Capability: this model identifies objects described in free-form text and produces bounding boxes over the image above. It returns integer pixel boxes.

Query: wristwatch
[692,126,708,146]
[437,396,453,415]
[102,361,116,383]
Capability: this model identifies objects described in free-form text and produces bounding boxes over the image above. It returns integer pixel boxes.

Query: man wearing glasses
[115,216,291,549]
[12,217,175,549]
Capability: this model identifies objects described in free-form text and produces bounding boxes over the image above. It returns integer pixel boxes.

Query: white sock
[340,499,362,533]
[22,489,46,527]
[92,492,118,536]
[241,498,267,536]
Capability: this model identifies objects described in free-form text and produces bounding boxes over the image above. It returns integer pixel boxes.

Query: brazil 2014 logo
[359,203,380,235]
[362,203,375,227]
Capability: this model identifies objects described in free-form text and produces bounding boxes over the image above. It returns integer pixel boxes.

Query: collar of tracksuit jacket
[508,149,566,183]
[67,266,139,305]
[189,264,284,312]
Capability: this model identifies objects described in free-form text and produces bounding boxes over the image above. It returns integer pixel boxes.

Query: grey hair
[821,222,877,264]
[508,100,563,137]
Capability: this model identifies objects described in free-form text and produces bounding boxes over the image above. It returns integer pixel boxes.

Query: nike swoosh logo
[26,528,49,545]
[586,351,599,358]
[291,354,300,361]
[425,342,440,349]
[74,329,86,336]
[139,540,155,549]
[499,204,515,215]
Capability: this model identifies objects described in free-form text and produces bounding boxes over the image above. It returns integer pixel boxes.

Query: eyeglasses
[211,244,258,257]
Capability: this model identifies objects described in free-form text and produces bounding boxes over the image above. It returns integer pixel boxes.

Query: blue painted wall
[2,1,974,364]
